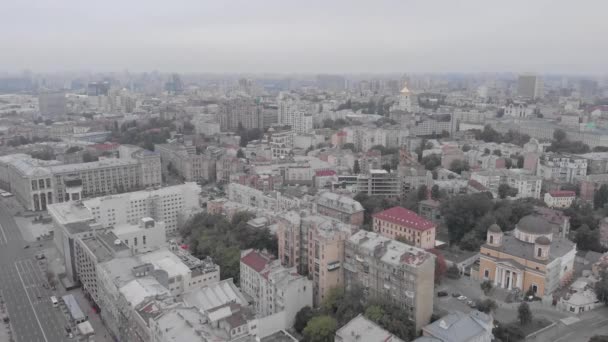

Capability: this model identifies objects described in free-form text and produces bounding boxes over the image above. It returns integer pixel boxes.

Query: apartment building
[372,206,436,249]
[155,142,216,182]
[83,182,201,234]
[0,151,160,211]
[239,249,312,327]
[276,212,357,305]
[266,127,294,159]
[307,216,355,305]
[356,169,401,198]
[471,169,542,199]
[96,247,221,341]
[227,183,302,212]
[336,314,404,342]
[277,97,314,134]
[343,230,435,331]
[537,154,587,183]
[315,191,364,226]
[219,97,262,131]
[216,155,247,183]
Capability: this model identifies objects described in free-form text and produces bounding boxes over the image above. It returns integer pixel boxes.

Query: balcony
[327,261,341,271]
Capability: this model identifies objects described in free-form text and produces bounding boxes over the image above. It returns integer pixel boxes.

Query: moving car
[437,291,448,297]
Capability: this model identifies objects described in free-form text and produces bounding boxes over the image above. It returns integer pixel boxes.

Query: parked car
[437,291,448,297]
[23,245,30,249]
[457,295,468,301]
[452,293,461,298]
[467,300,476,308]
[35,254,45,260]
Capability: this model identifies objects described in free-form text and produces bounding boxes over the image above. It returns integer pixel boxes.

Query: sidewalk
[67,289,113,342]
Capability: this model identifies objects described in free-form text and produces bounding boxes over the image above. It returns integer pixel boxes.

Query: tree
[236,149,245,158]
[442,192,493,243]
[484,148,491,155]
[353,160,361,174]
[446,264,461,279]
[342,142,356,151]
[575,224,603,252]
[303,316,337,342]
[476,299,498,314]
[417,185,428,201]
[82,151,98,163]
[517,155,525,168]
[294,306,315,333]
[493,149,502,156]
[517,302,533,326]
[449,159,470,174]
[505,158,513,169]
[594,184,608,209]
[431,185,440,200]
[481,280,494,295]
[421,154,441,171]
[498,184,518,199]
[429,249,447,284]
[364,305,385,323]
[589,336,608,342]
[554,128,567,142]
[596,270,608,305]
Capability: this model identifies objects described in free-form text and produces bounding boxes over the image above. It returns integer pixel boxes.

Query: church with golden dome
[479,215,576,298]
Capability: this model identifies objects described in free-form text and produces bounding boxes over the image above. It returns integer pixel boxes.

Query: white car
[457,295,467,301]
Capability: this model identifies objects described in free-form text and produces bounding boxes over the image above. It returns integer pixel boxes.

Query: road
[0,200,69,342]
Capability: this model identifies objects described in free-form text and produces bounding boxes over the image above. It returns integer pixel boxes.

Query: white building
[0,150,161,211]
[537,154,587,183]
[113,217,166,254]
[392,85,412,112]
[544,190,576,208]
[471,169,542,199]
[277,97,313,134]
[239,249,312,328]
[505,102,534,118]
[83,182,201,234]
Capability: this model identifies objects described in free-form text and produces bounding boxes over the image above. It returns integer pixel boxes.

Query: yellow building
[479,216,576,298]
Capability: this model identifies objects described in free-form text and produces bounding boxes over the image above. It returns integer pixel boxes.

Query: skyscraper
[517,74,543,99]
[38,91,67,118]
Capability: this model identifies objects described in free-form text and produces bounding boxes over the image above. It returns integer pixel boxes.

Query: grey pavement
[0,199,70,342]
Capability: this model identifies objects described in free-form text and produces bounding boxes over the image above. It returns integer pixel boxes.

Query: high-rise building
[277,97,313,134]
[517,74,543,99]
[343,230,435,331]
[219,97,261,131]
[38,91,67,118]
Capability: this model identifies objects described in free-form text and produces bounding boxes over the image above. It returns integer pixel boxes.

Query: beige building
[344,230,435,331]
[155,143,216,182]
[544,190,576,208]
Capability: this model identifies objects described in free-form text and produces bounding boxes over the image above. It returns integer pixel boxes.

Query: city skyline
[2,0,608,74]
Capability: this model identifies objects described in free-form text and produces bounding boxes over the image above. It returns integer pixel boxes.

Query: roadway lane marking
[0,223,6,244]
[14,263,48,342]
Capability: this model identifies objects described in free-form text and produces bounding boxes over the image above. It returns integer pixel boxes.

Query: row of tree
[180,212,277,283]
[294,286,416,342]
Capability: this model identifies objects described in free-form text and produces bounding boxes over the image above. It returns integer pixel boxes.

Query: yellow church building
[479,215,576,297]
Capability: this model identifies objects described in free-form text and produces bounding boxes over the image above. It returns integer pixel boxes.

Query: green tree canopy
[303,316,337,342]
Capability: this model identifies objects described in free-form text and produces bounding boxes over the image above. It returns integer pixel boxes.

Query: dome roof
[535,236,551,245]
[516,215,553,235]
[488,224,502,233]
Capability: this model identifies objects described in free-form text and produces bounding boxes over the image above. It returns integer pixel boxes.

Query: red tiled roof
[336,131,347,136]
[316,170,336,177]
[240,250,273,273]
[373,206,435,231]
[468,179,487,191]
[548,190,576,198]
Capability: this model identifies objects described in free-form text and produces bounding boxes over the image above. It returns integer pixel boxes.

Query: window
[484,269,489,278]
[537,248,542,257]
[143,235,146,245]
[489,236,494,244]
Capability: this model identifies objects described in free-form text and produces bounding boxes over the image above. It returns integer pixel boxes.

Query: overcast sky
[1,0,607,74]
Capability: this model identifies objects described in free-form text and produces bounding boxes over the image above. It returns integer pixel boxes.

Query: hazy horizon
[3,0,608,74]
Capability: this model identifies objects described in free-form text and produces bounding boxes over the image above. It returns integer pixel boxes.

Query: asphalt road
[0,200,69,342]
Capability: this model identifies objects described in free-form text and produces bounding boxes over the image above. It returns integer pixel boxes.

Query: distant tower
[517,74,543,99]
[486,224,503,247]
[395,83,412,112]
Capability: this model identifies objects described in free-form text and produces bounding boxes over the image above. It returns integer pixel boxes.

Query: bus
[50,296,58,307]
